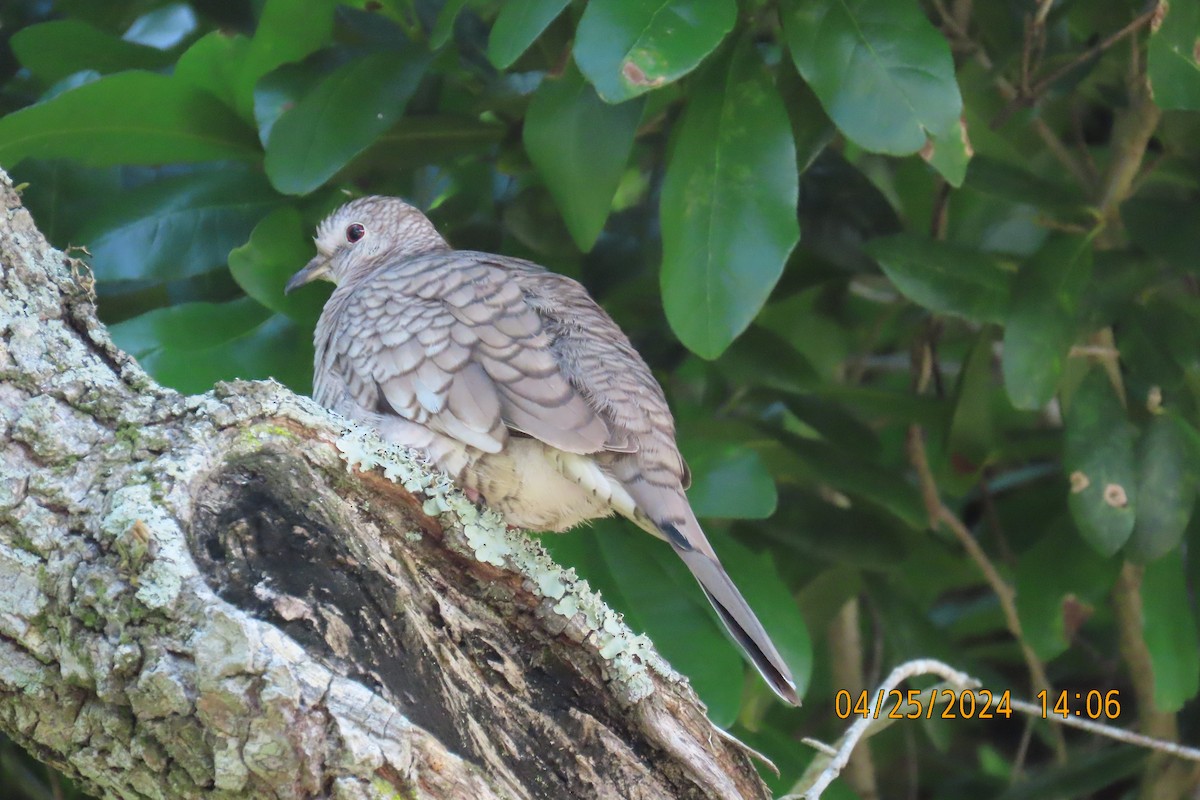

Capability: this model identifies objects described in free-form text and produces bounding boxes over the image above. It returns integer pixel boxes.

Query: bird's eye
[346,223,366,243]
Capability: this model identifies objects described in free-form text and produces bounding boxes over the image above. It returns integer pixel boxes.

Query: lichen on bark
[0,170,770,799]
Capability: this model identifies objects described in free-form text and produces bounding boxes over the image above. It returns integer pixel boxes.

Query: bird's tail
[661,519,800,706]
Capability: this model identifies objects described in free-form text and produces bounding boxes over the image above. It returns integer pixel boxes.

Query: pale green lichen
[333,421,678,703]
[100,486,189,611]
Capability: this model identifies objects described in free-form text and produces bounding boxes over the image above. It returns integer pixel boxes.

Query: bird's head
[285,196,448,293]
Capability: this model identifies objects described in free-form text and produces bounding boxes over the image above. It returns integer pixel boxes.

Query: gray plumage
[286,196,799,705]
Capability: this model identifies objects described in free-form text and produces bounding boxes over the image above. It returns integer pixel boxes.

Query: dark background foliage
[0,0,1197,797]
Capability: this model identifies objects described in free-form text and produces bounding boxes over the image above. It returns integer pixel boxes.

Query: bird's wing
[328,256,613,455]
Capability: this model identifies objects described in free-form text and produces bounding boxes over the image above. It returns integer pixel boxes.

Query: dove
[286,196,799,705]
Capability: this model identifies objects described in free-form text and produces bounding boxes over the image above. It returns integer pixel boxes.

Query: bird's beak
[285,254,331,294]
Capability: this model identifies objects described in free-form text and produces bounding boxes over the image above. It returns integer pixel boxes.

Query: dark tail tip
[662,525,800,706]
[703,587,801,706]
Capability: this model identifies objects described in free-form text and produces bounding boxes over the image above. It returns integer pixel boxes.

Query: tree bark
[0,171,771,800]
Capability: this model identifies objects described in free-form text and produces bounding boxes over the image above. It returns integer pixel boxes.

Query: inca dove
[286,196,799,705]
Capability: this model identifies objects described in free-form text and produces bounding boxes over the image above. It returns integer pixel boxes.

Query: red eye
[346,223,366,243]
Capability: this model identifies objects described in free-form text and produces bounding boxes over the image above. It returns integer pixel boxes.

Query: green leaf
[765,491,911,569]
[593,521,744,726]
[1148,0,1200,111]
[1064,370,1137,556]
[10,20,174,85]
[236,0,338,119]
[11,160,120,247]
[139,313,314,395]
[1142,552,1200,711]
[781,0,962,154]
[1124,196,1200,273]
[524,65,643,252]
[713,326,819,395]
[123,3,196,49]
[777,60,836,173]
[76,169,282,282]
[946,328,997,477]
[1015,520,1119,661]
[110,297,272,360]
[345,115,505,174]
[228,206,329,324]
[923,118,972,187]
[993,748,1144,800]
[487,0,572,69]
[660,39,799,359]
[0,72,259,168]
[574,0,736,103]
[964,156,1086,215]
[866,233,1011,324]
[1002,234,1092,410]
[431,0,469,49]
[264,49,431,195]
[1126,413,1198,563]
[175,31,252,112]
[779,434,925,529]
[682,440,778,520]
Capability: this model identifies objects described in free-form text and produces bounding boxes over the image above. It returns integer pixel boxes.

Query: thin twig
[907,425,1068,761]
[991,2,1160,128]
[930,0,1093,189]
[788,660,979,800]
[787,659,1200,800]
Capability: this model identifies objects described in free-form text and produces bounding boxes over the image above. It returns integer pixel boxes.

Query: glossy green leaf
[110,297,272,359]
[0,72,259,168]
[1142,552,1200,711]
[10,20,174,84]
[76,169,282,282]
[924,118,972,187]
[175,31,252,112]
[867,233,1011,324]
[139,313,314,395]
[682,440,778,520]
[524,66,642,251]
[713,326,819,395]
[593,522,744,725]
[660,39,800,359]
[1064,371,1137,556]
[1124,196,1200,272]
[1126,413,1198,563]
[264,49,430,195]
[431,0,469,49]
[252,54,335,147]
[964,157,1086,215]
[346,115,505,174]
[1002,234,1092,410]
[765,491,911,569]
[228,207,329,324]
[946,328,997,477]
[487,0,572,69]
[992,748,1144,800]
[123,3,196,49]
[779,434,925,529]
[11,160,120,247]
[574,0,736,103]
[235,0,337,119]
[1015,520,1119,661]
[781,0,962,154]
[777,61,836,173]
[1148,0,1200,111]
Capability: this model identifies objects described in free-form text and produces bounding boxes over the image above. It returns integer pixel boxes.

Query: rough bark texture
[0,171,771,800]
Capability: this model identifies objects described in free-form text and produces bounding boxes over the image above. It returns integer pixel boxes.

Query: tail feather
[669,531,800,706]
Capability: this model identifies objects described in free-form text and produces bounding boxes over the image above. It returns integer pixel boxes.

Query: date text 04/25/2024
[834,689,1122,720]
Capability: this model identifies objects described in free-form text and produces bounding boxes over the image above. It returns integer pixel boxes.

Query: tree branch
[0,170,769,800]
